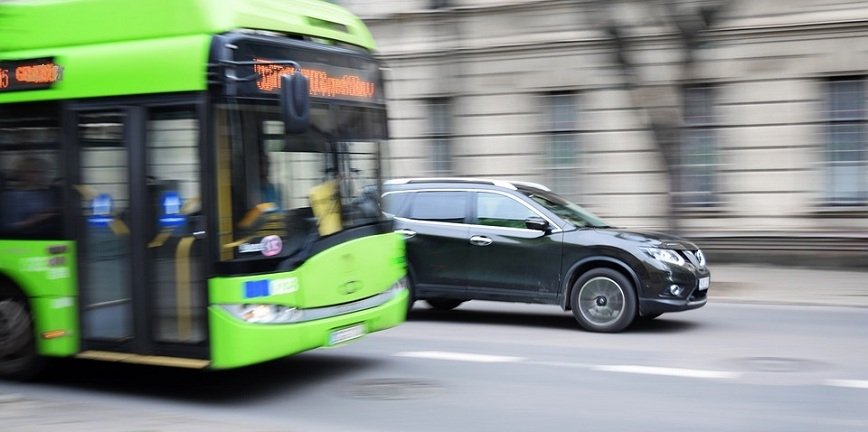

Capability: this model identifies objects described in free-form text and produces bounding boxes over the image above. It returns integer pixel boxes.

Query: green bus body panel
[30,296,79,356]
[209,233,406,307]
[0,0,375,102]
[0,240,79,357]
[0,0,375,52]
[0,35,212,103]
[208,233,407,368]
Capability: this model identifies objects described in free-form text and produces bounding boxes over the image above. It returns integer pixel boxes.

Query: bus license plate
[698,277,710,291]
[329,324,365,346]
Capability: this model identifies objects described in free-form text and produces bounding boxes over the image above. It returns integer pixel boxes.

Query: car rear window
[408,191,466,223]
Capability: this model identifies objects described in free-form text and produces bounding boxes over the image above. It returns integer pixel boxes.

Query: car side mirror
[525,216,550,232]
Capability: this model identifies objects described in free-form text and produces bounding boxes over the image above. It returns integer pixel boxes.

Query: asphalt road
[2,301,868,432]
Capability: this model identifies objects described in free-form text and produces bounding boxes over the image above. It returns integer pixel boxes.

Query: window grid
[544,93,579,200]
[826,77,867,205]
[680,85,718,207]
[429,98,452,175]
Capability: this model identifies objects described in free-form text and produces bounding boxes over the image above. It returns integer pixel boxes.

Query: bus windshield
[220,101,387,262]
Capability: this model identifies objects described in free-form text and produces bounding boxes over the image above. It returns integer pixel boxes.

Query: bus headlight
[220,304,300,324]
[390,276,409,295]
[220,277,408,324]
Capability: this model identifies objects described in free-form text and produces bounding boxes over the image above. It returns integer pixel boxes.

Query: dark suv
[383,178,710,332]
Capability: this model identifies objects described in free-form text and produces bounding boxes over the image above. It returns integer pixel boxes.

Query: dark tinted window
[0,102,63,238]
[409,191,466,223]
[383,191,411,216]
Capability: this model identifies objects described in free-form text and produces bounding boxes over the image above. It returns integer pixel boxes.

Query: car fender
[559,256,643,310]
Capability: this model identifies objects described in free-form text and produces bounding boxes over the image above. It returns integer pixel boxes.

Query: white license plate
[698,277,710,291]
[328,324,365,346]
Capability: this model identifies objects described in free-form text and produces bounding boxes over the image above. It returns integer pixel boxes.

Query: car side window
[408,191,466,223]
[476,192,536,229]
[383,192,411,216]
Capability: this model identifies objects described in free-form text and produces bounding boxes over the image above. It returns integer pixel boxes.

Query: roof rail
[384,177,518,190]
[510,181,551,192]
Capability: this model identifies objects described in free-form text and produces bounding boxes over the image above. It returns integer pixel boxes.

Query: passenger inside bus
[2,156,60,236]
[259,152,283,209]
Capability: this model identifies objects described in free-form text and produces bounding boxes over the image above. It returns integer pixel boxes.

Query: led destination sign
[255,61,376,100]
[0,58,63,92]
[232,41,382,103]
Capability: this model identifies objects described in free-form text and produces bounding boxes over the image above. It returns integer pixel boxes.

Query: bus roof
[0,0,376,103]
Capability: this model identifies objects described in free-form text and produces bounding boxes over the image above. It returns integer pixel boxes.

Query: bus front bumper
[209,286,408,369]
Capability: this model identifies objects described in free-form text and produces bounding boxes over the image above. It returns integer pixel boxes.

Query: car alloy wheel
[570,268,636,333]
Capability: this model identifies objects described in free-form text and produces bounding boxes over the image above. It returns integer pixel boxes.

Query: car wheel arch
[560,257,642,311]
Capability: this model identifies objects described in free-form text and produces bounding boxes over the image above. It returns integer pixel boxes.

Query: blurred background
[334,0,868,269]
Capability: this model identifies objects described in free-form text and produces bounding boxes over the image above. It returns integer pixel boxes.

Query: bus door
[72,104,207,357]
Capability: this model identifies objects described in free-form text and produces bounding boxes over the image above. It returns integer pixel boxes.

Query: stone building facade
[337,0,868,266]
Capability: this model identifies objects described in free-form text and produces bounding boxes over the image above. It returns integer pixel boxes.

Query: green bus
[0,0,408,379]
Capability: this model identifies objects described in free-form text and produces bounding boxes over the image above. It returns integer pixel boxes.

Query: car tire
[570,268,637,333]
[405,270,417,314]
[0,298,44,381]
[425,299,464,311]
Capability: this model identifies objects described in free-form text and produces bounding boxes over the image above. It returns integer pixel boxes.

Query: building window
[680,85,718,207]
[826,77,866,205]
[544,92,579,200]
[429,98,452,175]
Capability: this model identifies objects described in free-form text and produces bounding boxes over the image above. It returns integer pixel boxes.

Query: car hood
[596,228,699,250]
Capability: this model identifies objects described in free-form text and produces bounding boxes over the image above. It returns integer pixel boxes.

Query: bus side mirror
[280,72,310,134]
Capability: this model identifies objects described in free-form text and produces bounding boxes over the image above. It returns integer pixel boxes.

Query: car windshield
[523,190,610,228]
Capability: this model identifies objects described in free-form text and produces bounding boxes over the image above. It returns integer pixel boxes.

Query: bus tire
[0,298,43,381]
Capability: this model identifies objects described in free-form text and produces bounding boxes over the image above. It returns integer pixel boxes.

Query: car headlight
[642,247,686,267]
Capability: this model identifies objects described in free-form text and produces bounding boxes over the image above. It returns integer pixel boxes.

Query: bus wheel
[0,299,42,380]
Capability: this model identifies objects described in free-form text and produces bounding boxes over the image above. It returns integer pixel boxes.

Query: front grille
[680,249,706,268]
[690,288,707,301]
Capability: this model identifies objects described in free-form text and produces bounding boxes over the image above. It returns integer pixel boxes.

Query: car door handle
[470,235,492,246]
[395,229,416,239]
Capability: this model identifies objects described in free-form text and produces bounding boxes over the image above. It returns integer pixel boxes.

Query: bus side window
[2,156,61,237]
[0,172,5,233]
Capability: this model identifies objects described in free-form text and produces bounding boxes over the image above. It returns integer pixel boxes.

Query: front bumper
[639,296,707,315]
[638,263,710,316]
[209,287,408,369]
